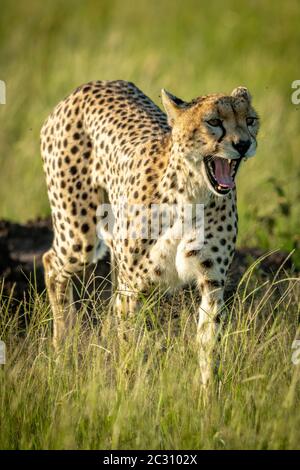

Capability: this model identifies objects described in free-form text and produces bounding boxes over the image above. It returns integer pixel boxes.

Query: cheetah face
[161,87,259,197]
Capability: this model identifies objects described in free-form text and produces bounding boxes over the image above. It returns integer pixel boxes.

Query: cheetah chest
[148,221,204,289]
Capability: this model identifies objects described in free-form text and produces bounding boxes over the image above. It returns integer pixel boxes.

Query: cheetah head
[161,87,259,197]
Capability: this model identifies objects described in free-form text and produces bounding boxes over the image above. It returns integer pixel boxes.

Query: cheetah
[41,80,259,384]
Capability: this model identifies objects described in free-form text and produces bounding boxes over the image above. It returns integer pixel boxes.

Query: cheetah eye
[246,117,256,126]
[206,118,222,127]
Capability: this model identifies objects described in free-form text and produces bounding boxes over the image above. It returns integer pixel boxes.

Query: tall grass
[0,259,299,449]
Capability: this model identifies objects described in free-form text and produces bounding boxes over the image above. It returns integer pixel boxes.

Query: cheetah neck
[159,135,212,205]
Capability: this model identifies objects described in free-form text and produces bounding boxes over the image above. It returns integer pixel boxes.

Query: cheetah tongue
[214,158,235,189]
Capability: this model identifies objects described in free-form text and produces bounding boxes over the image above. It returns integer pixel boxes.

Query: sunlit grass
[0,259,299,449]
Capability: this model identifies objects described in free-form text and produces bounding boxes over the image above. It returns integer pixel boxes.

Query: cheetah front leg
[197,280,224,387]
[176,237,227,387]
[115,283,139,318]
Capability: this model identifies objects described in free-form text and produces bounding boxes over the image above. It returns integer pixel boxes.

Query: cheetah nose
[232,139,251,156]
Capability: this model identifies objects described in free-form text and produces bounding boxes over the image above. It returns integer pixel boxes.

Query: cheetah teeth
[230,161,237,176]
[208,161,214,172]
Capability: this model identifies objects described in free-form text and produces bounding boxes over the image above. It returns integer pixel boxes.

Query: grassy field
[0,0,300,450]
[0,264,299,450]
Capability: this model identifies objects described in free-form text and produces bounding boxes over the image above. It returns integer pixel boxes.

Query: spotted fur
[41,80,259,384]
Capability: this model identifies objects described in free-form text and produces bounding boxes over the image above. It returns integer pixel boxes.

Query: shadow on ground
[0,218,294,307]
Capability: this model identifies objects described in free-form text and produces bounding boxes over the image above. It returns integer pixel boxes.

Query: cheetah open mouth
[203,156,242,195]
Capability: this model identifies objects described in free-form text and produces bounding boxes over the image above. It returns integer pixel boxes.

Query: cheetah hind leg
[43,248,76,350]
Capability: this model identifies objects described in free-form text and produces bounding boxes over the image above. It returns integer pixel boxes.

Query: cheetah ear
[161,89,186,125]
[231,86,252,103]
